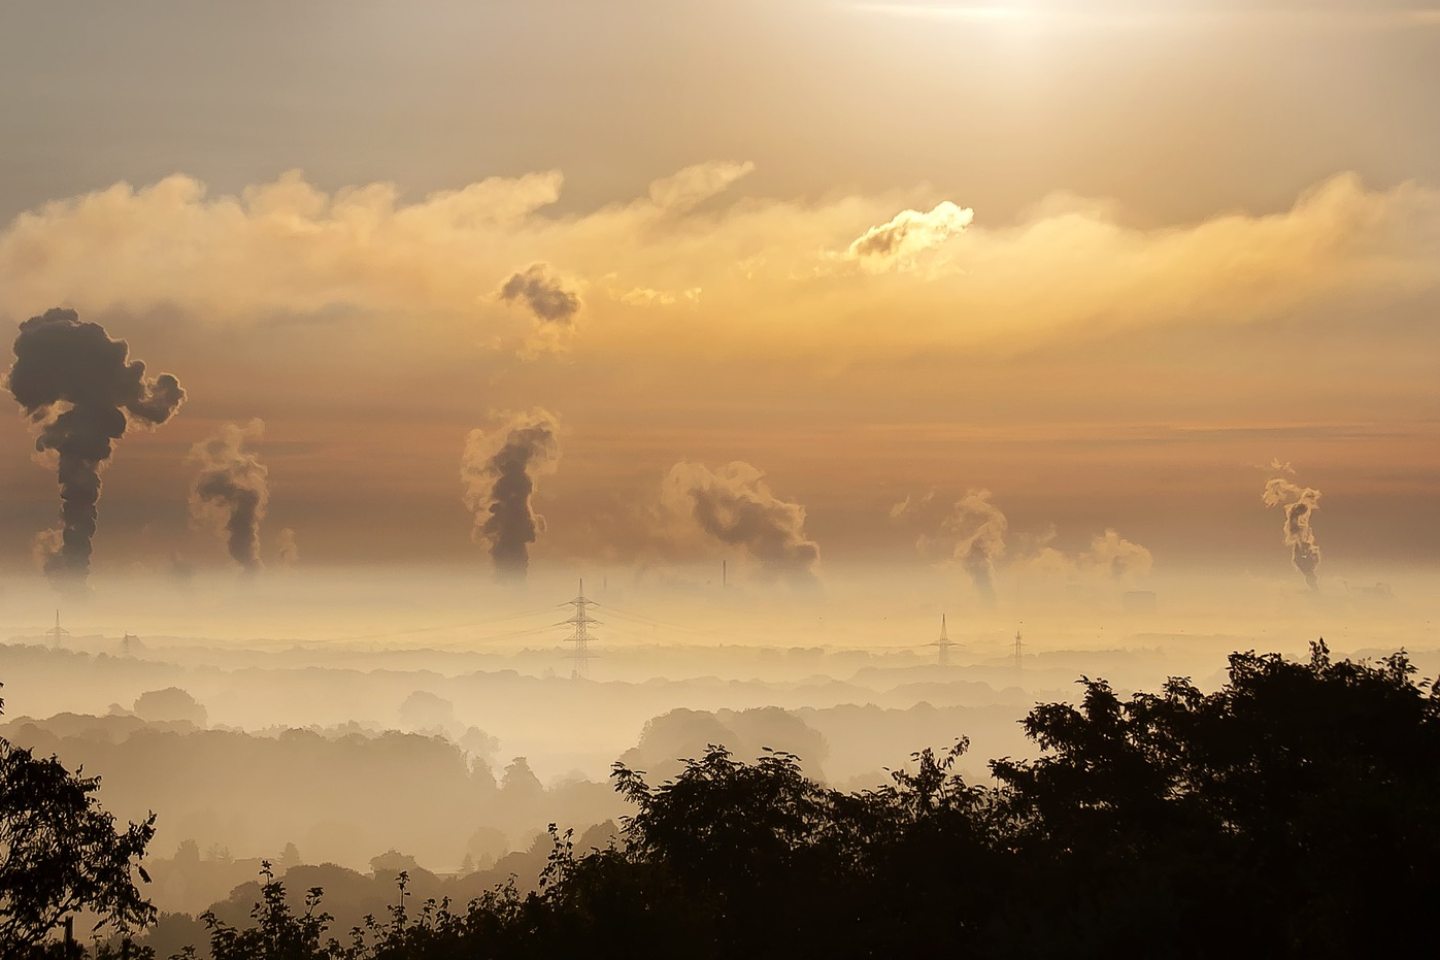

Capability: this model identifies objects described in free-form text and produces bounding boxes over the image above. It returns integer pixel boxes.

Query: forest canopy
[6,642,1439,959]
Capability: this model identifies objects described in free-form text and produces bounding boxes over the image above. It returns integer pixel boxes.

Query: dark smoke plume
[189,420,269,572]
[1263,477,1322,590]
[663,461,821,586]
[461,410,561,581]
[6,308,185,588]
[946,489,1007,605]
[497,263,581,324]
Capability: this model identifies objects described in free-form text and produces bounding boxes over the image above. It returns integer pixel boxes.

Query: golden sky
[0,0,1437,591]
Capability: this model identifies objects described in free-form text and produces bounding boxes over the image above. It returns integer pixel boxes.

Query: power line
[325,605,560,644]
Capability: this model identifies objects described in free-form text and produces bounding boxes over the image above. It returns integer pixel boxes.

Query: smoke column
[947,489,1007,604]
[461,409,561,581]
[189,420,269,572]
[1263,477,1322,590]
[663,461,821,586]
[1082,528,1154,580]
[6,308,185,587]
[275,528,300,567]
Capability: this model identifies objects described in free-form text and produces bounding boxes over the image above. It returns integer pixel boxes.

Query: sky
[1,0,1438,600]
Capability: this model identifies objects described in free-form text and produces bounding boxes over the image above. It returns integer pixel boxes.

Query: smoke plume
[1263,477,1322,590]
[1081,528,1154,580]
[188,420,269,572]
[497,263,581,325]
[6,308,185,587]
[275,528,300,567]
[461,409,561,581]
[945,489,1008,604]
[663,461,821,586]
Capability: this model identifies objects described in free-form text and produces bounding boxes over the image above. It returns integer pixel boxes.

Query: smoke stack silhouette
[6,308,185,588]
[948,489,1007,605]
[1263,477,1322,590]
[189,420,269,572]
[461,409,561,581]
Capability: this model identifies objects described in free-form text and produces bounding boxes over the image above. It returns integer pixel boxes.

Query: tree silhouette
[989,642,1440,957]
[196,861,336,960]
[161,642,1440,960]
[0,685,156,953]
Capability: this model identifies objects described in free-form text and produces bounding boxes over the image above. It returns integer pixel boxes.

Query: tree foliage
[0,686,156,955]
[69,642,1440,958]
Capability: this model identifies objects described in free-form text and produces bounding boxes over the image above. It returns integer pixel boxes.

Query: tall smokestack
[188,420,269,572]
[461,409,561,581]
[1263,477,1322,591]
[6,308,185,589]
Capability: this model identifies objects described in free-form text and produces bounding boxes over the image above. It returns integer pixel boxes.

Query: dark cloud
[189,420,269,572]
[497,263,581,325]
[1263,477,1322,590]
[6,308,185,589]
[462,409,561,581]
[664,461,820,586]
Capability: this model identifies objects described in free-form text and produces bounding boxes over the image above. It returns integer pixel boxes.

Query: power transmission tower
[1014,628,1023,673]
[45,610,70,649]
[561,579,600,679]
[931,614,956,666]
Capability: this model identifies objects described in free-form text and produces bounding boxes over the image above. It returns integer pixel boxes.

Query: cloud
[614,285,703,308]
[188,419,269,572]
[2,167,1438,365]
[660,461,821,586]
[889,488,937,521]
[461,409,561,581]
[846,200,975,272]
[647,161,756,213]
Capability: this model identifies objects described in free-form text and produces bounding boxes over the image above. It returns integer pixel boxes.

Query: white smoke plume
[662,461,820,586]
[275,527,300,567]
[1263,477,1322,590]
[1080,528,1154,580]
[188,419,269,572]
[944,489,1008,604]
